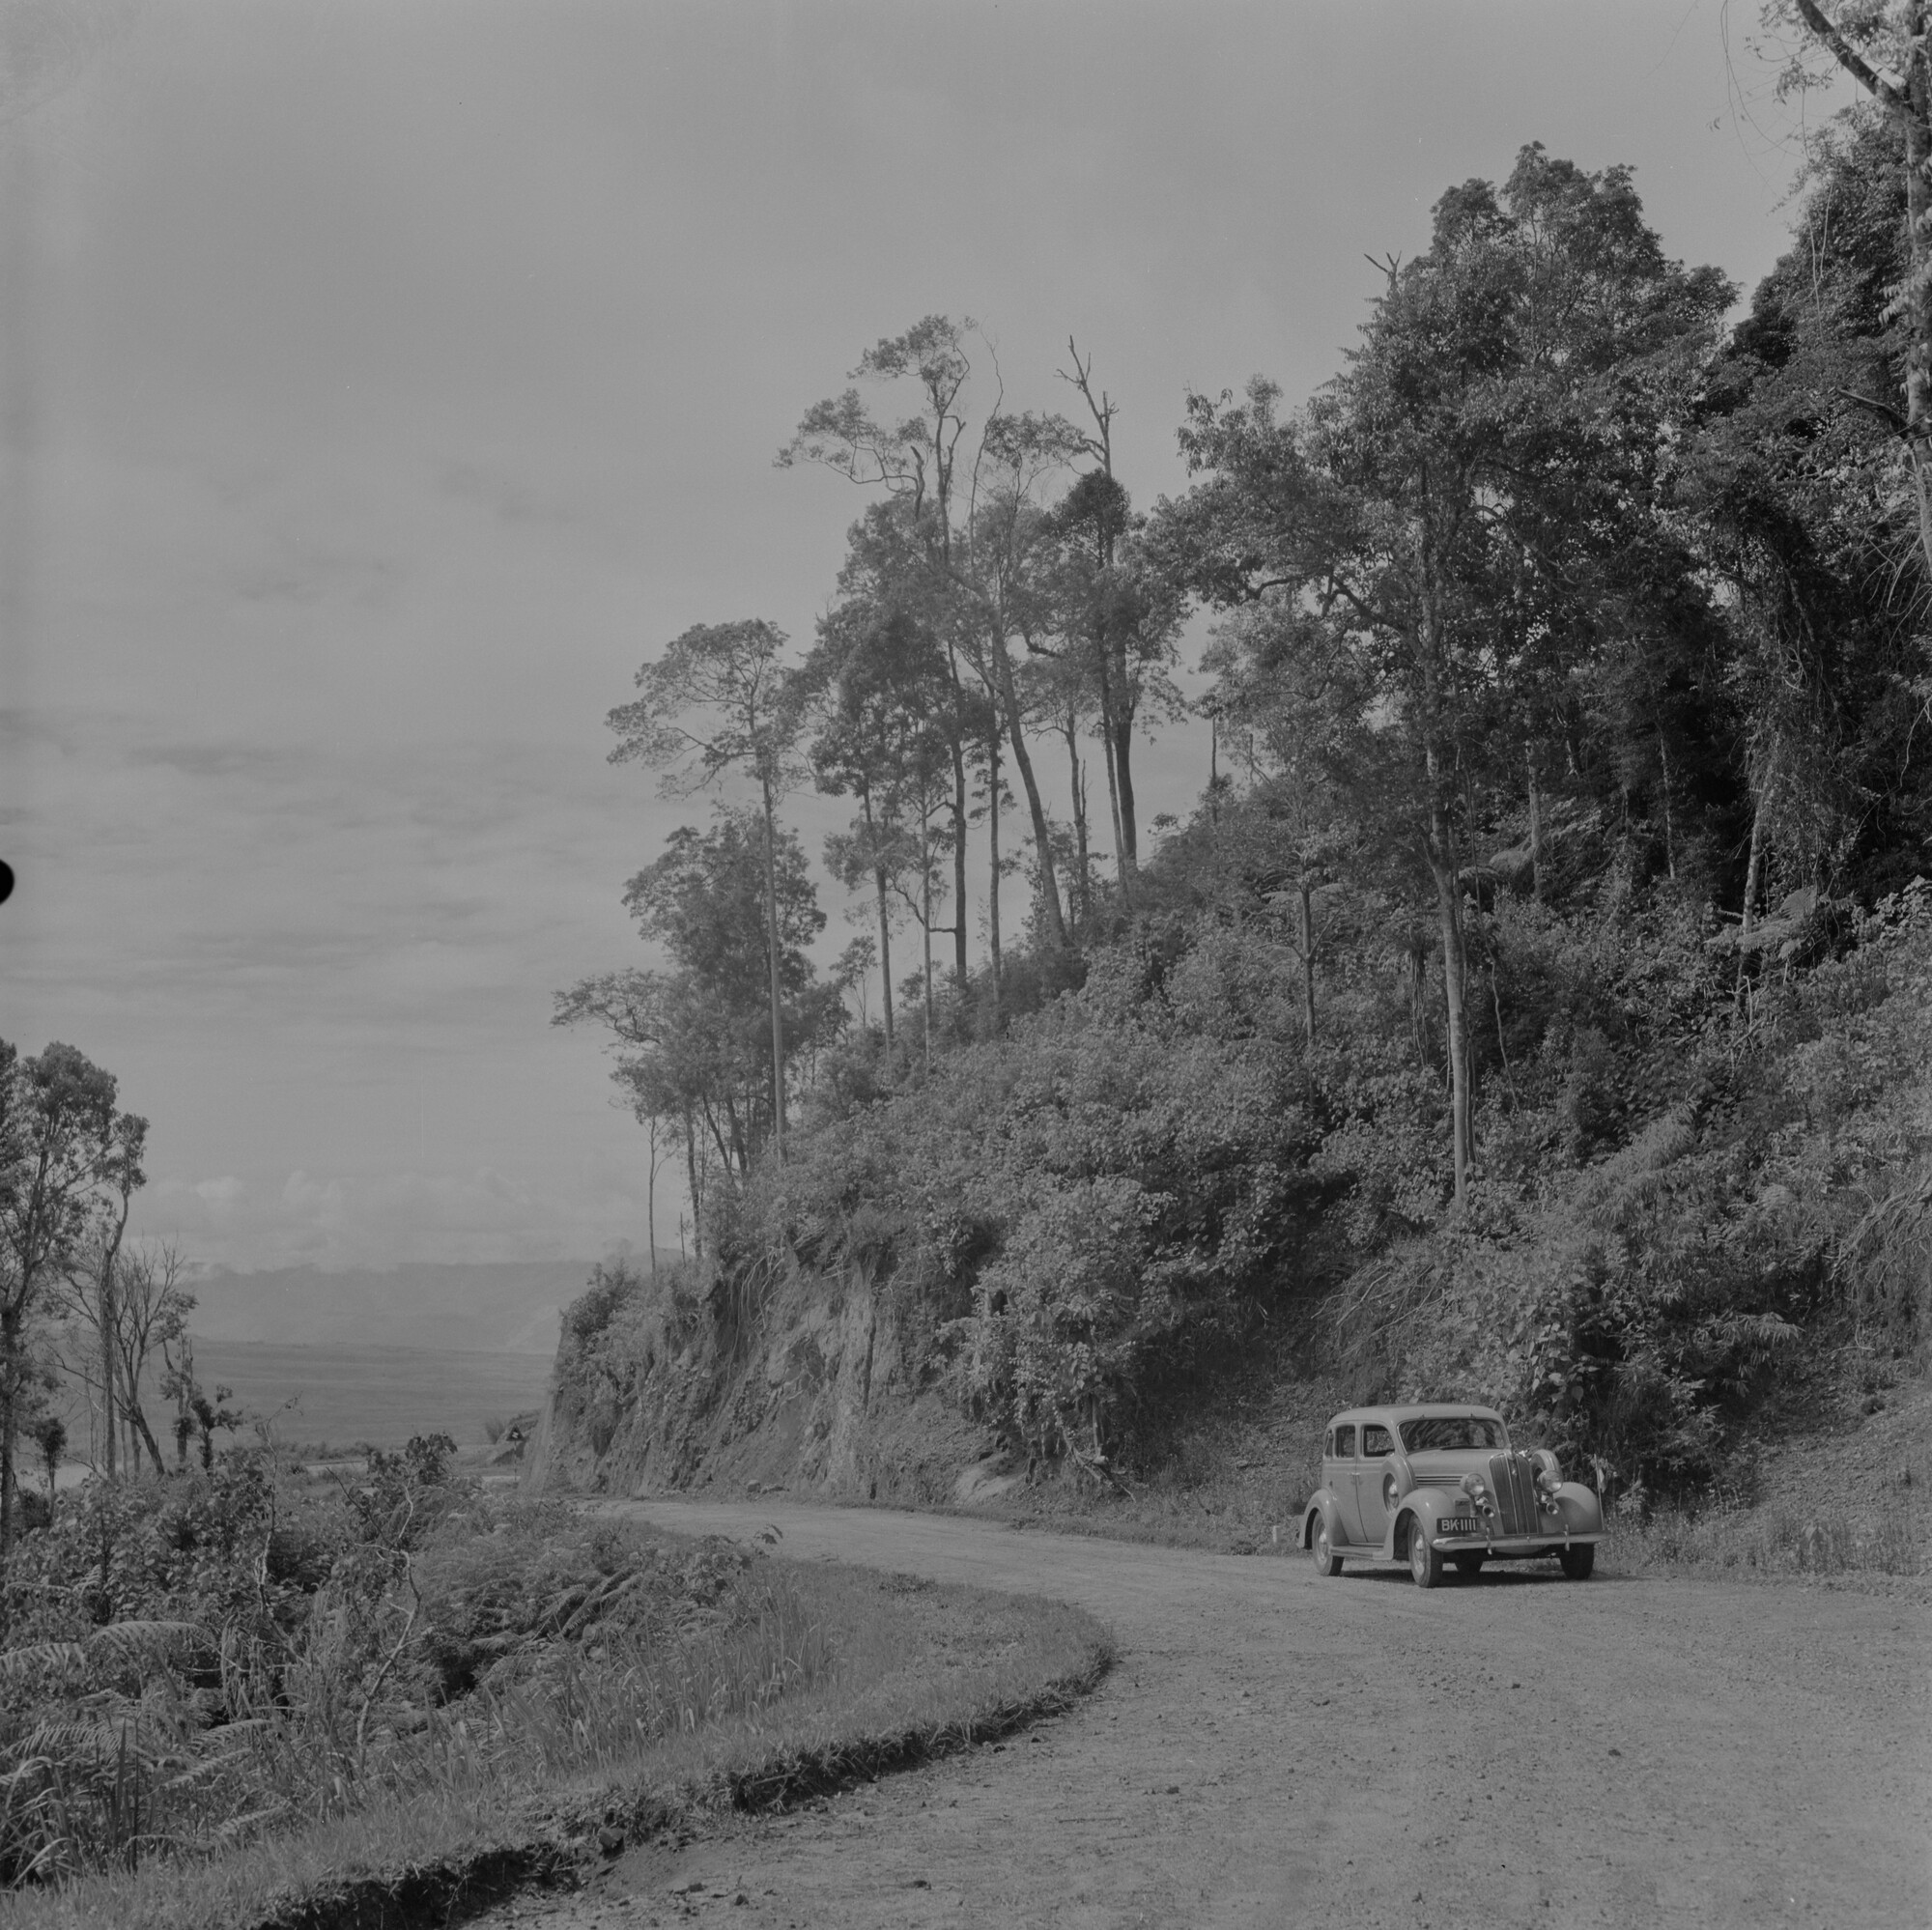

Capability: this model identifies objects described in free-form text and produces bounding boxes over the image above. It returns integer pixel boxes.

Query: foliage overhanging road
[511,1500,1930,1929]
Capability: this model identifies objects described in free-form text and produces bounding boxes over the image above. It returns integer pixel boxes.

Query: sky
[0,0,1849,1275]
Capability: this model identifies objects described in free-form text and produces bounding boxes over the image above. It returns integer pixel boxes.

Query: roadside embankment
[527,1258,990,1508]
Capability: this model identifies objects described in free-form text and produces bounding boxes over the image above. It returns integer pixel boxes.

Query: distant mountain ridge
[184,1259,616,1354]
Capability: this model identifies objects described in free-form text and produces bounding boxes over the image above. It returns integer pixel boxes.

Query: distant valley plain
[195,1340,552,1450]
[99,1260,623,1451]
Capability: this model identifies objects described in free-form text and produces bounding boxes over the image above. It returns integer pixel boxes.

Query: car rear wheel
[1408,1518,1442,1589]
[1558,1543,1596,1580]
[1453,1554,1486,1578]
[1311,1517,1345,1577]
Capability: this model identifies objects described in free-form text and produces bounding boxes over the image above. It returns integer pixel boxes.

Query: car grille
[1486,1452,1540,1535]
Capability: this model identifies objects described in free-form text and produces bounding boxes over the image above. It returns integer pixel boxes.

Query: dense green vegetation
[0,1442,816,1880]
[0,1441,1104,1923]
[562,119,1932,1511]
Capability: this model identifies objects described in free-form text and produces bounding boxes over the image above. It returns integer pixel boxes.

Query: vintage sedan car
[1299,1404,1604,1586]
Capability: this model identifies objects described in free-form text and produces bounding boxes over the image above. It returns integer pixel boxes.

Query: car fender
[1301,1488,1346,1550]
[1383,1489,1458,1562]
[1551,1481,1604,1535]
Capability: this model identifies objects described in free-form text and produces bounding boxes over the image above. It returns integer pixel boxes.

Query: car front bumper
[1427,1532,1605,1553]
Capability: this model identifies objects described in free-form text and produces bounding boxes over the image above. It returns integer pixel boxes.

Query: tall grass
[0,1571,832,1888]
[1607,1490,1924,1578]
[402,1575,834,1787]
[1834,1162,1932,1362]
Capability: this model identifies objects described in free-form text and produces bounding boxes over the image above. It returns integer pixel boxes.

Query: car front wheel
[1311,1517,1345,1577]
[1558,1544,1596,1580]
[1408,1518,1442,1589]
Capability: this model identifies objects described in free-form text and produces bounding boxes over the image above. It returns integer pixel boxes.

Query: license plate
[1437,1517,1479,1537]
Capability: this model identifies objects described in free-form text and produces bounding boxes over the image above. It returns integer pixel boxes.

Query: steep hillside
[534,879,1932,1518]
[535,129,1932,1525]
[528,1256,988,1504]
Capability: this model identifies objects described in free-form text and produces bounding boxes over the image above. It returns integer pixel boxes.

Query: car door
[1354,1422,1397,1547]
[1330,1424,1362,1543]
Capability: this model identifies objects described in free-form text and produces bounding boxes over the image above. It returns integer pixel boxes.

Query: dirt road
[488,1500,1929,1930]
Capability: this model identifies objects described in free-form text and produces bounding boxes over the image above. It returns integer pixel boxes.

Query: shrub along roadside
[0,1556,1112,1930]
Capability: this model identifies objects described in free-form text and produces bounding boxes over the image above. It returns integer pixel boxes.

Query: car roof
[1324,1405,1506,1428]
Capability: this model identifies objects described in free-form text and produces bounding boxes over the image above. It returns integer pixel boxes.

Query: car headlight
[1460,1473,1493,1515]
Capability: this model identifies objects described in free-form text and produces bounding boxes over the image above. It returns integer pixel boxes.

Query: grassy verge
[984,1462,1930,1585]
[1601,1490,1927,1587]
[1598,1369,1931,1588]
[988,1478,1928,1589]
[0,1556,1110,1930]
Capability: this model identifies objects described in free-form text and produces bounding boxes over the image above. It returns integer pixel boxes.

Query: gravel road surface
[483,1500,1930,1930]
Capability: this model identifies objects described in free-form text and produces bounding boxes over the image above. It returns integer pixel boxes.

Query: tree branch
[1792,0,1909,109]
[1835,385,1913,438]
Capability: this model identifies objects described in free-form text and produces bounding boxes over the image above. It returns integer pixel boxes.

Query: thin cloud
[0,0,137,125]
[125,740,287,781]
[141,1162,648,1271]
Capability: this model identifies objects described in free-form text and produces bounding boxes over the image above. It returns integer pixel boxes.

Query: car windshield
[1401,1415,1505,1452]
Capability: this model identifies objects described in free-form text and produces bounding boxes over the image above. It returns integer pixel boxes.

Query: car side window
[1361,1424,1394,1457]
[1333,1424,1356,1458]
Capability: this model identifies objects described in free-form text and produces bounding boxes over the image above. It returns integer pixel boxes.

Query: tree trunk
[863,790,895,1053]
[127,1397,165,1479]
[873,866,895,1051]
[1111,702,1140,883]
[646,1118,660,1279]
[1743,744,1776,932]
[0,1306,18,1562]
[946,655,971,995]
[760,776,785,1164]
[99,1251,118,1484]
[1407,935,1431,1067]
[1067,339,1131,901]
[1095,654,1129,901]
[1893,13,1932,587]
[989,627,1068,948]
[1656,726,1677,882]
[97,1198,131,1485]
[1297,878,1317,1047]
[1526,750,1545,904]
[1742,801,1765,933]
[986,729,1003,997]
[1429,798,1473,1208]
[1065,716,1091,925]
[1490,964,1518,1110]
[1903,14,1932,582]
[684,1111,701,1258]
[921,853,935,1069]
